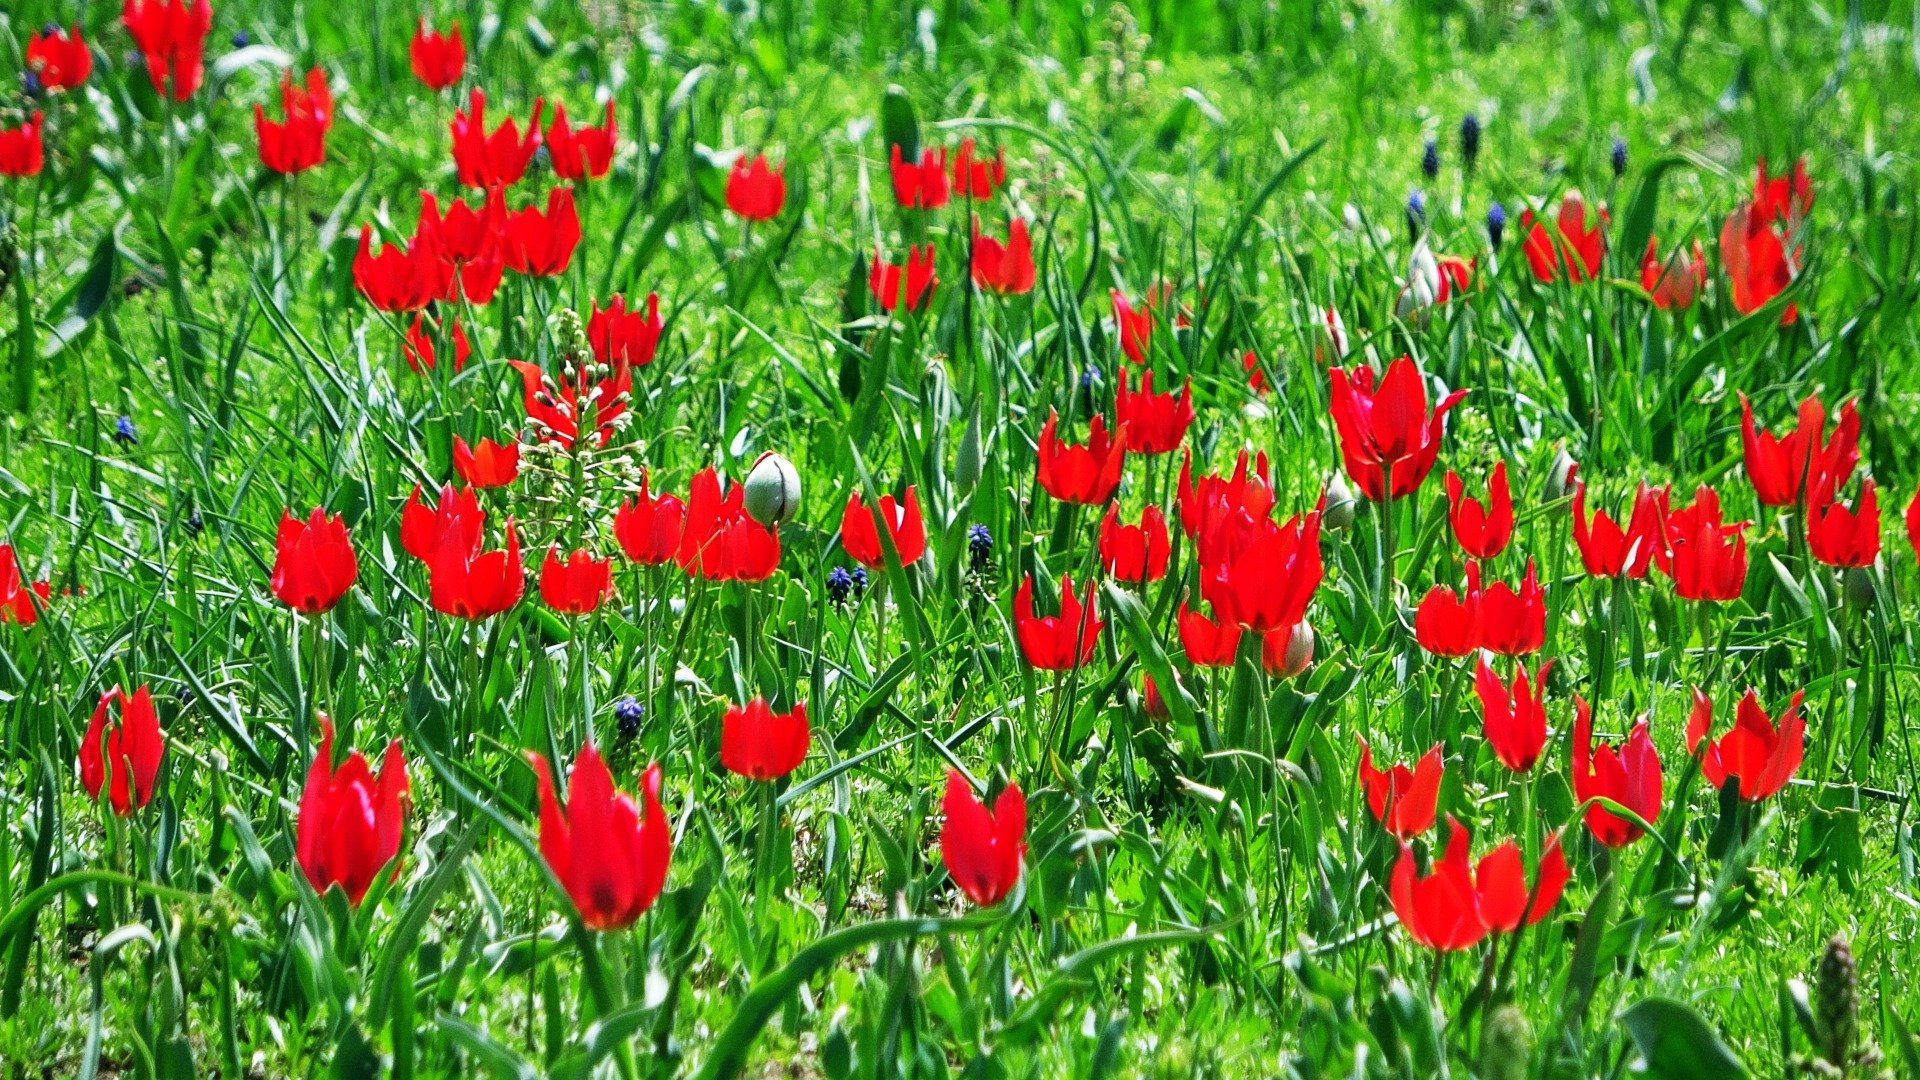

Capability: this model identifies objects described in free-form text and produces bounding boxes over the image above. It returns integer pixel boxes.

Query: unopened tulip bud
[1263,621,1314,679]
[1323,472,1357,531]
[1543,446,1578,502]
[1844,566,1876,609]
[743,451,802,526]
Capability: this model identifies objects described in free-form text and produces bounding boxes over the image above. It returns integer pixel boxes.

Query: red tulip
[1808,482,1881,569]
[1113,370,1194,456]
[1177,602,1241,667]
[539,547,613,615]
[1907,489,1920,569]
[402,314,469,374]
[1013,574,1102,671]
[587,292,663,369]
[400,483,484,565]
[453,436,519,489]
[504,187,581,277]
[841,487,928,570]
[1396,241,1475,317]
[254,67,332,175]
[1572,481,1661,579]
[1687,687,1805,803]
[1739,394,1859,508]
[0,113,45,178]
[1570,696,1663,847]
[529,747,671,931]
[1357,737,1443,840]
[450,89,543,188]
[418,188,506,265]
[1722,164,1804,324]
[1476,560,1545,657]
[1098,504,1170,584]
[725,154,786,220]
[1444,462,1513,560]
[270,508,358,614]
[1475,656,1551,772]
[1242,350,1267,395]
[352,227,450,312]
[26,26,91,91]
[409,19,465,90]
[1111,291,1152,365]
[1414,570,1480,659]
[950,139,1005,200]
[1036,410,1127,506]
[613,475,685,566]
[1260,621,1314,679]
[1520,193,1607,284]
[1199,510,1323,635]
[78,685,166,816]
[123,0,212,102]
[1655,485,1748,602]
[1753,157,1814,225]
[1141,674,1170,720]
[510,353,631,450]
[971,218,1035,296]
[297,715,408,906]
[1390,819,1567,951]
[870,244,938,312]
[1640,237,1706,310]
[1176,449,1276,565]
[0,545,53,626]
[889,144,949,209]
[939,770,1025,907]
[1328,357,1467,501]
[674,468,780,581]
[720,699,809,781]
[427,519,524,620]
[546,101,616,181]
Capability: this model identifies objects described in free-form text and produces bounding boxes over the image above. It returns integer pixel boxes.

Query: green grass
[4,0,1920,1076]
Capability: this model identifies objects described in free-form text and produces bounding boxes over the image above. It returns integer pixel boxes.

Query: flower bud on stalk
[744,451,802,526]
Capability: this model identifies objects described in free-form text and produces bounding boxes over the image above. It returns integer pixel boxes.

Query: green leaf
[881,85,920,160]
[1619,998,1750,1079]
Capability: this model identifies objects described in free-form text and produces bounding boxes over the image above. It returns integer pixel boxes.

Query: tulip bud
[955,411,984,491]
[1844,566,1876,610]
[743,451,802,526]
[1543,445,1578,503]
[1266,621,1314,679]
[1322,472,1357,531]
[1479,1004,1532,1080]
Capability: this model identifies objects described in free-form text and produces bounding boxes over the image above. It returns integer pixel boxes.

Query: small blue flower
[1486,202,1507,250]
[113,416,138,446]
[1459,114,1481,169]
[850,567,869,595]
[42,22,61,37]
[1405,188,1426,240]
[22,72,43,99]
[1080,365,1101,391]
[1611,137,1628,178]
[185,511,204,537]
[827,566,856,606]
[1421,138,1439,181]
[614,696,645,742]
[232,30,251,48]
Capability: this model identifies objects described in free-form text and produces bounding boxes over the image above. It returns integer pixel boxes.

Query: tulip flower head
[297,715,408,906]
[427,519,525,620]
[254,67,332,175]
[1808,482,1881,569]
[1640,237,1707,310]
[0,545,54,626]
[1445,462,1514,560]
[123,0,213,102]
[1572,481,1661,579]
[1655,486,1749,602]
[418,187,507,266]
[450,90,544,188]
[1108,290,1154,365]
[1199,510,1323,635]
[1036,411,1127,506]
[1357,739,1444,840]
[530,747,672,931]
[453,436,519,489]
[539,547,613,615]
[1013,574,1103,671]
[1113,370,1194,456]
[352,226,450,312]
[1177,602,1242,667]
[78,685,166,816]
[270,508,358,614]
[0,113,45,178]
[1390,819,1568,951]
[1570,696,1663,847]
[1722,159,1812,324]
[1176,449,1277,564]
[1687,688,1806,803]
[504,187,581,277]
[1520,192,1607,284]
[587,293,663,369]
[1476,560,1546,657]
[841,487,929,570]
[939,771,1025,907]
[1414,569,1480,659]
[674,468,781,581]
[889,144,949,209]
[1260,620,1315,679]
[614,475,686,566]
[402,314,470,374]
[400,483,485,564]
[725,153,786,220]
[1475,656,1552,772]
[26,26,92,92]
[870,244,938,313]
[720,699,810,781]
[971,218,1035,295]
[1098,504,1171,584]
[1739,394,1860,509]
[409,20,465,90]
[950,139,1006,200]
[1328,357,1467,501]
[510,352,631,450]
[546,101,617,181]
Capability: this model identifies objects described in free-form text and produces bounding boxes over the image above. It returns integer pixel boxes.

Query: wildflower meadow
[3,0,1920,1076]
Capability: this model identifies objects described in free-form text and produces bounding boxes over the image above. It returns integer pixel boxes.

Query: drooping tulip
[529,746,672,931]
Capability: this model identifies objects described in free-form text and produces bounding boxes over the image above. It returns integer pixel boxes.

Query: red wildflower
[1328,357,1467,501]
[503,187,580,277]
[870,244,938,312]
[1476,560,1546,657]
[1098,504,1171,583]
[1475,656,1552,772]
[1357,738,1443,840]
[450,90,543,188]
[939,771,1025,907]
[1721,203,1797,323]
[418,188,506,265]
[1808,482,1880,569]
[1444,462,1513,560]
[122,0,212,102]
[426,519,524,620]
[613,475,685,566]
[1753,157,1814,226]
[841,487,928,570]
[1414,568,1480,659]
[674,468,781,581]
[725,154,785,220]
[1570,696,1663,847]
[452,436,518,489]
[971,218,1035,295]
[1572,481,1661,579]
[1177,602,1242,667]
[400,483,484,565]
[352,227,449,312]
[1111,291,1152,365]
[539,547,613,615]
[296,715,408,906]
[1013,574,1102,671]
[1199,510,1323,635]
[587,293,662,368]
[1520,193,1607,284]
[0,545,53,626]
[1687,687,1806,803]
[402,314,469,374]
[1640,237,1706,310]
[1113,370,1194,456]
[889,144,949,209]
[254,67,332,175]
[1036,410,1127,506]
[510,353,631,449]
[78,685,166,816]
[409,20,465,90]
[270,508,358,614]
[529,747,672,931]
[720,699,810,781]
[1176,449,1276,565]
[1390,819,1567,951]
[546,101,617,181]
[0,113,45,178]
[1739,394,1860,508]
[25,26,92,91]
[950,139,1005,200]
[1655,485,1748,602]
